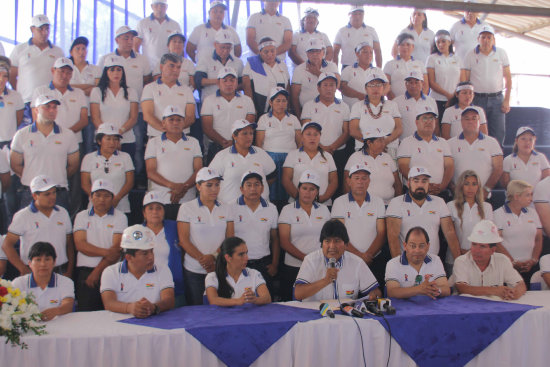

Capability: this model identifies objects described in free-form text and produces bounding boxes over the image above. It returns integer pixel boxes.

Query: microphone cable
[381,312,392,367]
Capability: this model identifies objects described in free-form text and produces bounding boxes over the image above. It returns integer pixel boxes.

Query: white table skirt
[3,292,550,367]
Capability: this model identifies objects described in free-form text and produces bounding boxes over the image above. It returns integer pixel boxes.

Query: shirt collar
[150,13,170,21]
[216,89,240,98]
[267,110,289,117]
[400,251,432,265]
[348,192,370,203]
[237,195,268,208]
[405,91,426,100]
[212,50,233,62]
[313,95,340,104]
[458,131,485,140]
[206,20,227,29]
[475,45,497,54]
[503,202,528,214]
[413,131,438,141]
[30,200,60,213]
[197,197,220,207]
[347,22,366,28]
[230,145,255,154]
[120,259,157,274]
[30,272,56,288]
[161,131,187,141]
[49,81,74,92]
[324,254,344,268]
[28,38,53,48]
[88,206,115,216]
[157,77,181,87]
[261,9,280,16]
[295,200,319,210]
[115,48,136,58]
[96,149,118,156]
[461,17,481,25]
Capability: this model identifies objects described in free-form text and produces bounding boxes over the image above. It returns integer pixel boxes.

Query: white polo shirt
[205,268,266,298]
[256,111,301,153]
[447,200,494,252]
[426,53,462,101]
[450,18,488,62]
[196,53,244,102]
[70,63,101,86]
[383,57,427,98]
[8,202,72,265]
[292,31,332,62]
[331,192,385,252]
[291,60,338,107]
[188,21,241,62]
[151,227,170,269]
[448,132,503,186]
[385,252,446,288]
[90,86,139,143]
[200,91,255,141]
[32,83,88,143]
[540,254,550,275]
[283,147,337,205]
[0,88,25,142]
[503,151,550,187]
[100,260,174,303]
[397,132,452,185]
[0,148,9,196]
[231,196,278,260]
[340,64,378,108]
[453,251,523,287]
[493,203,542,261]
[350,98,401,150]
[396,26,435,64]
[278,201,330,268]
[81,150,135,213]
[152,58,196,88]
[136,14,182,67]
[334,23,380,67]
[246,10,292,50]
[295,249,378,302]
[141,78,196,137]
[441,104,487,139]
[97,50,151,99]
[73,206,127,268]
[345,151,397,204]
[11,122,79,188]
[394,92,438,140]
[462,46,510,94]
[301,97,350,150]
[144,132,202,204]
[386,193,451,255]
[534,177,550,205]
[209,145,276,204]
[177,198,232,274]
[12,273,74,312]
[9,39,65,103]
[243,58,289,113]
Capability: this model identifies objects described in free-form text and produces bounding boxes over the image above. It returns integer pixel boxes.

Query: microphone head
[328,257,336,268]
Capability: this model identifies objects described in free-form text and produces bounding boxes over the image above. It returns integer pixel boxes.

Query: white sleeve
[452,256,470,284]
[204,272,219,290]
[114,212,128,234]
[540,254,550,274]
[144,136,157,160]
[99,264,118,293]
[89,87,101,104]
[73,211,88,232]
[384,258,400,283]
[177,202,193,222]
[330,196,345,219]
[59,275,76,300]
[158,265,175,290]
[385,198,402,219]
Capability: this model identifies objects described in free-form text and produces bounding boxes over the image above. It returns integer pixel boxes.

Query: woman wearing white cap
[494,180,543,288]
[440,81,487,140]
[177,167,234,305]
[282,122,337,206]
[90,55,138,159]
[152,31,196,90]
[344,126,402,205]
[426,30,462,119]
[256,87,301,206]
[390,9,434,64]
[501,127,550,188]
[289,7,333,65]
[243,37,290,115]
[278,169,330,300]
[81,124,134,215]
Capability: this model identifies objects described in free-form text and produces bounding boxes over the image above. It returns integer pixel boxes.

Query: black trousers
[75,266,104,311]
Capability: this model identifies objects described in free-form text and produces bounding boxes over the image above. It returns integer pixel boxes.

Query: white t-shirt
[345,151,397,204]
[291,60,339,107]
[243,59,290,113]
[462,46,510,94]
[450,18,488,62]
[136,14,182,67]
[340,64,378,108]
[350,98,401,150]
[200,92,255,141]
[152,57,196,88]
[426,53,462,101]
[256,111,301,153]
[97,50,151,99]
[393,92,438,140]
[453,251,523,287]
[13,273,74,312]
[188,22,241,62]
[246,10,292,50]
[503,152,550,187]
[0,88,25,142]
[196,53,244,102]
[385,252,446,288]
[292,30,332,63]
[205,267,266,298]
[383,57,426,98]
[396,26,435,64]
[334,23,380,67]
[301,97,350,150]
[441,104,487,139]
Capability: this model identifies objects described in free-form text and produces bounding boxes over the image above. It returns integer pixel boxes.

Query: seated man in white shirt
[452,220,526,300]
[12,242,74,321]
[385,226,451,299]
[294,219,380,302]
[100,224,175,318]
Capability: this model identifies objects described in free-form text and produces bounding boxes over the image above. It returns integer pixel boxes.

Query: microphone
[319,303,335,318]
[328,258,336,268]
[364,300,383,317]
[340,303,364,317]
[377,298,396,315]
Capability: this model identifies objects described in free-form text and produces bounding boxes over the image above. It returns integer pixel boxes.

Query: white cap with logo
[121,225,155,250]
[34,93,61,107]
[162,105,185,119]
[404,70,424,81]
[408,166,432,179]
[143,190,168,206]
[96,123,123,138]
[214,30,233,44]
[231,119,257,134]
[515,126,536,137]
[30,175,58,193]
[218,66,237,79]
[103,55,125,69]
[32,14,50,28]
[365,69,388,84]
[299,169,321,188]
[115,25,138,38]
[349,163,371,176]
[53,57,74,70]
[91,179,115,194]
[196,167,223,183]
[306,38,324,52]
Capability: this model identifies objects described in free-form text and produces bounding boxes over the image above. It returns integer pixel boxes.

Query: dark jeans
[279,264,300,301]
[206,141,224,166]
[75,266,104,311]
[247,255,275,296]
[183,268,207,305]
[134,113,147,187]
[164,203,181,221]
[474,92,505,145]
[333,147,352,200]
[435,100,448,132]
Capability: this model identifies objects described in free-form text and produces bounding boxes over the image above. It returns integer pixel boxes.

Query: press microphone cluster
[319,303,335,318]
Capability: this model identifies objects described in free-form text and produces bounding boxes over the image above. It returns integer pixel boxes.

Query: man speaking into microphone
[293,219,381,302]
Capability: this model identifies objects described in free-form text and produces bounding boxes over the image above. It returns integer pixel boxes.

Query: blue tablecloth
[376,295,539,367]
[119,303,321,367]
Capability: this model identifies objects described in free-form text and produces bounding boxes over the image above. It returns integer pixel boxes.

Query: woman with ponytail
[205,237,271,306]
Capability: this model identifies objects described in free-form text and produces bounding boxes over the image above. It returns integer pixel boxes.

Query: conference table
[3,291,550,367]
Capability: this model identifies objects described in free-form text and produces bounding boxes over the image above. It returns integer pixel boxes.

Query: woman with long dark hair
[205,237,271,306]
[391,9,434,64]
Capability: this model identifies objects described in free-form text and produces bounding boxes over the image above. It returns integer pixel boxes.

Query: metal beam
[517,19,550,34]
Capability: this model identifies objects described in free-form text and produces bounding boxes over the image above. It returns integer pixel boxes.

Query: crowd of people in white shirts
[0,0,549,320]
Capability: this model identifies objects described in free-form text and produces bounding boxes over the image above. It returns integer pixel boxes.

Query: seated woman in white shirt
[205,237,271,306]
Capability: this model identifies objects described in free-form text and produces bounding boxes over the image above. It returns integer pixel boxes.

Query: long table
[3,292,550,367]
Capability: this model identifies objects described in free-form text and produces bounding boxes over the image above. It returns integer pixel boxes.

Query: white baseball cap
[30,175,57,193]
[241,170,263,185]
[218,66,237,79]
[167,30,186,44]
[152,0,168,4]
[91,179,115,194]
[299,169,321,188]
[363,125,389,139]
[408,166,432,179]
[317,72,338,85]
[305,38,324,52]
[478,25,495,36]
[269,86,289,100]
[96,123,123,138]
[214,30,233,44]
[365,69,388,84]
[349,5,364,14]
[304,7,319,16]
[162,105,185,119]
[196,167,223,183]
[34,93,61,107]
[121,225,155,250]
[355,39,373,52]
[103,55,125,69]
[404,70,424,81]
[515,126,536,137]
[231,119,257,134]
[415,104,438,119]
[115,25,138,38]
[31,14,50,28]
[301,121,322,133]
[461,106,480,116]
[53,57,74,70]
[468,220,503,244]
[349,163,371,176]
[210,0,227,10]
[142,190,168,206]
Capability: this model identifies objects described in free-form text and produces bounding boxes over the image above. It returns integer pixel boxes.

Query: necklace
[366,99,384,119]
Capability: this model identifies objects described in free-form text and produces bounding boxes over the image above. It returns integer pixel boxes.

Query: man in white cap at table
[100,224,175,318]
[452,219,526,300]
[9,14,64,123]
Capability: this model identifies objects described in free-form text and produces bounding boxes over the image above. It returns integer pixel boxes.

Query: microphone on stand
[319,303,335,318]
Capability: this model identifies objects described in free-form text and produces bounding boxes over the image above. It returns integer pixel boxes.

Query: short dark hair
[241,173,263,187]
[28,242,57,261]
[405,226,430,244]
[319,219,349,244]
[160,53,182,64]
[123,248,137,257]
[397,33,415,46]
